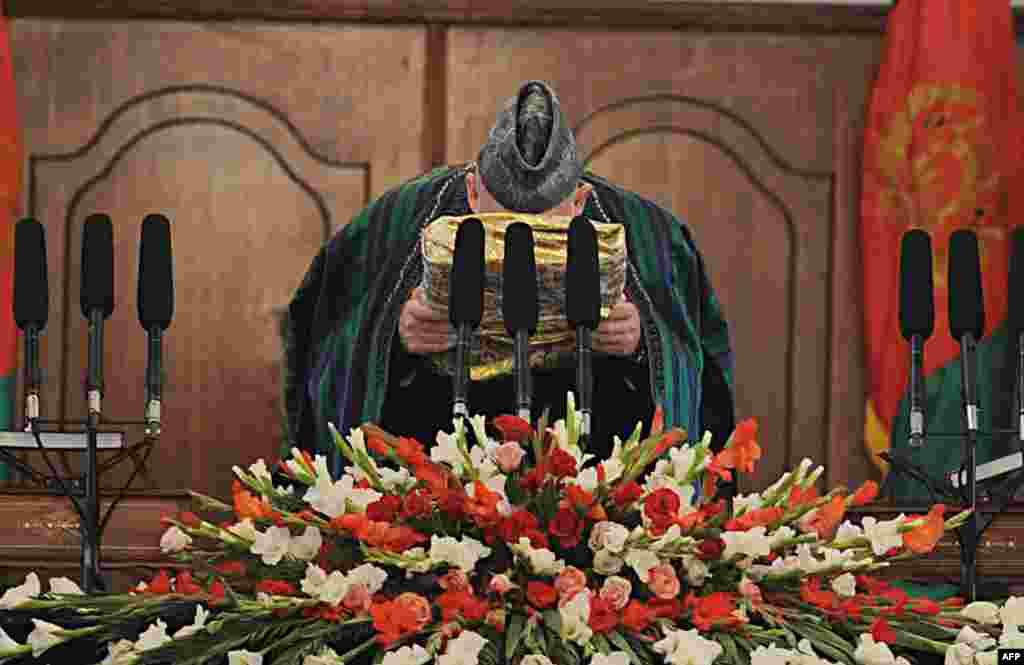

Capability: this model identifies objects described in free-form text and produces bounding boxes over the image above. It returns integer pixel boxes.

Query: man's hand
[593,300,642,356]
[399,287,455,354]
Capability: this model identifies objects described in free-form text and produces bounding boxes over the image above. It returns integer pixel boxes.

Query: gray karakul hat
[477,80,583,214]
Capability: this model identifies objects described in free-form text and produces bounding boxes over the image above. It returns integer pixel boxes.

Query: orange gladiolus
[715,419,761,474]
[232,480,273,520]
[902,504,946,554]
[850,480,880,506]
[805,496,846,540]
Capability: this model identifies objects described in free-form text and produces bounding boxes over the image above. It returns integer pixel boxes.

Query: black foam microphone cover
[14,218,48,330]
[80,213,114,319]
[1009,227,1024,335]
[899,229,935,340]
[138,214,174,331]
[503,222,539,335]
[450,217,485,328]
[948,229,985,341]
[566,216,600,329]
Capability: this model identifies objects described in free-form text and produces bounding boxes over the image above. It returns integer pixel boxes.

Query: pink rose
[439,569,471,592]
[394,592,432,628]
[494,442,526,472]
[554,566,588,601]
[342,583,371,613]
[646,563,681,600]
[599,575,632,610]
[489,574,516,595]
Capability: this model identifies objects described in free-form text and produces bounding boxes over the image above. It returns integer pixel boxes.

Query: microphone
[449,218,485,419]
[899,230,935,448]
[566,216,601,443]
[138,214,174,437]
[14,219,48,427]
[81,214,115,426]
[1010,228,1024,442]
[503,223,539,422]
[948,229,985,435]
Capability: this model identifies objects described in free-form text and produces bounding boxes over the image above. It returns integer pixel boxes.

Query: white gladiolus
[831,573,857,598]
[559,590,593,646]
[301,564,329,598]
[956,626,996,652]
[303,456,381,517]
[174,605,211,639]
[590,653,631,665]
[1002,597,1024,630]
[99,639,137,665]
[835,521,865,542]
[27,619,65,657]
[429,535,492,572]
[247,459,273,483]
[512,538,565,575]
[250,526,292,566]
[733,492,763,515]
[722,526,773,561]
[0,572,40,609]
[159,526,193,554]
[228,518,259,542]
[346,564,389,595]
[522,656,555,665]
[0,626,21,650]
[944,643,974,665]
[961,601,1000,625]
[860,516,906,556]
[135,619,172,652]
[380,644,431,665]
[317,571,350,606]
[228,650,264,665]
[288,527,323,561]
[976,652,999,665]
[749,645,792,665]
[854,634,897,665]
[48,577,84,595]
[653,628,723,665]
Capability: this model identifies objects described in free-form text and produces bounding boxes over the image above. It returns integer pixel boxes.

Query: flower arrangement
[0,394,1014,665]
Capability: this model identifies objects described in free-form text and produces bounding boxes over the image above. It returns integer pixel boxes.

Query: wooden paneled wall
[0,4,888,589]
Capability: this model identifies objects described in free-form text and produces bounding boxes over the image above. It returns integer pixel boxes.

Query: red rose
[492,415,533,442]
[588,595,618,633]
[644,488,681,529]
[548,448,578,479]
[611,481,643,507]
[367,496,403,522]
[402,489,433,518]
[175,571,203,595]
[871,618,897,644]
[526,582,558,609]
[522,528,550,550]
[698,538,725,561]
[621,600,655,632]
[255,579,297,596]
[147,570,173,594]
[549,507,584,548]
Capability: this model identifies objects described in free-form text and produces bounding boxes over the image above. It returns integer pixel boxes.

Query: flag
[862,0,1022,501]
[0,12,21,481]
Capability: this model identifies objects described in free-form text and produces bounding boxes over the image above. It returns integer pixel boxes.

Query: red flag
[0,12,22,440]
[862,0,1022,471]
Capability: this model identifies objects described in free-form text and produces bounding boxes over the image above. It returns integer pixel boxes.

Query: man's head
[471,80,592,218]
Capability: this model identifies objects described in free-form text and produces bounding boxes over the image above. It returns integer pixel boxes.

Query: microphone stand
[452,324,472,420]
[909,334,927,448]
[514,329,531,422]
[83,309,105,593]
[959,332,980,601]
[575,327,593,449]
[145,326,163,437]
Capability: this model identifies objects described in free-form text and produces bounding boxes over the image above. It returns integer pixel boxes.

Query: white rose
[174,605,211,639]
[251,526,292,566]
[27,619,65,657]
[589,522,630,554]
[653,628,723,665]
[962,601,1000,625]
[684,556,711,586]
[593,550,624,575]
[0,572,40,609]
[559,590,593,646]
[1002,597,1024,630]
[160,526,193,554]
[624,549,660,581]
[380,644,431,665]
[288,527,323,561]
[831,573,857,598]
[228,650,264,665]
[49,577,84,595]
[750,645,793,665]
[512,538,564,575]
[437,630,489,665]
[135,618,172,652]
[854,634,896,665]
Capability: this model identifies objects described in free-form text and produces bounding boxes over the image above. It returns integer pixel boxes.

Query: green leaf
[592,634,612,655]
[716,633,748,665]
[479,640,500,665]
[506,612,527,662]
[606,631,643,665]
[542,610,563,637]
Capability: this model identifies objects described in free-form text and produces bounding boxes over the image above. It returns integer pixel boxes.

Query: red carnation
[549,507,584,548]
[527,582,558,608]
[871,618,897,644]
[402,489,433,518]
[698,538,725,561]
[367,495,403,522]
[147,570,173,594]
[255,579,297,596]
[611,481,643,507]
[493,415,533,442]
[548,448,578,479]
[175,571,202,595]
[621,600,656,632]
